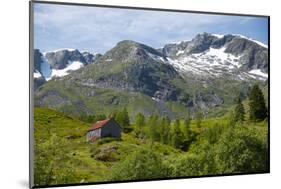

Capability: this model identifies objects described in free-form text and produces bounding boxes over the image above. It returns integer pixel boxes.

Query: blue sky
[34,3,268,54]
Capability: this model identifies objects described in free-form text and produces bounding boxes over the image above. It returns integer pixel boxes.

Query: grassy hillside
[34,80,190,119]
[34,107,268,187]
[34,108,182,186]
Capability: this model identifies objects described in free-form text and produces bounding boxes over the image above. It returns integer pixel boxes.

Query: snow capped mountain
[230,34,268,48]
[43,60,84,80]
[82,51,102,64]
[43,48,77,55]
[34,35,269,115]
[161,33,268,81]
[34,49,100,83]
[33,33,268,92]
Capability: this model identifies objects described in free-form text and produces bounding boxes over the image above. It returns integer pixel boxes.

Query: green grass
[34,108,183,185]
[35,80,191,119]
[34,107,268,186]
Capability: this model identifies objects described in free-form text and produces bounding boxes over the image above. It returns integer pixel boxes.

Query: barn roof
[87,118,111,132]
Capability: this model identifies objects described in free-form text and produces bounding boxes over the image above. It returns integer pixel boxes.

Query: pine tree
[122,108,130,127]
[181,113,193,151]
[233,97,245,123]
[135,113,145,138]
[148,115,160,142]
[159,116,171,144]
[248,84,267,121]
[115,111,123,127]
[115,108,130,128]
[171,119,183,149]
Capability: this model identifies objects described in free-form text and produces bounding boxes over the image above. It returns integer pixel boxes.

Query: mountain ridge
[34,33,268,83]
[33,33,268,118]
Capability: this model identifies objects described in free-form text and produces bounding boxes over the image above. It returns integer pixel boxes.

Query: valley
[33,32,269,186]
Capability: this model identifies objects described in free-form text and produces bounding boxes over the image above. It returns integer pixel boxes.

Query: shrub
[110,149,168,181]
[214,126,268,174]
[170,154,205,177]
[34,134,77,186]
[187,124,268,176]
[90,144,119,162]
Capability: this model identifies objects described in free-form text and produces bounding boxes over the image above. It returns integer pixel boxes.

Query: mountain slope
[162,33,268,80]
[34,108,183,185]
[71,40,185,101]
[34,33,268,118]
[33,49,101,89]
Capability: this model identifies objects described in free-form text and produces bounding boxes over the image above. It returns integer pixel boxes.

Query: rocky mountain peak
[98,40,165,64]
[160,33,268,80]
[44,49,86,69]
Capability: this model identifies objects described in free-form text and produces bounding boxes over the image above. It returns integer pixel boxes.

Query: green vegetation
[114,108,130,128]
[111,149,168,181]
[35,80,191,119]
[171,119,183,149]
[134,112,145,138]
[249,84,268,121]
[34,84,269,186]
[79,114,107,123]
[195,111,203,128]
[233,96,245,123]
[33,108,181,186]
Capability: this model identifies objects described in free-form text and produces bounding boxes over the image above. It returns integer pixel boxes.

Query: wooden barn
[86,118,122,142]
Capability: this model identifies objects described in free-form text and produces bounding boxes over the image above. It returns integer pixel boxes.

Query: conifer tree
[135,113,145,138]
[115,111,123,127]
[114,108,130,130]
[148,115,160,142]
[122,108,130,127]
[233,97,245,123]
[181,113,193,150]
[160,116,171,144]
[248,84,267,121]
[171,119,183,149]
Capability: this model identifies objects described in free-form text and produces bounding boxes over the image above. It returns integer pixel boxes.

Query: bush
[182,139,217,175]
[90,145,119,162]
[34,134,78,186]
[200,123,226,144]
[110,149,168,181]
[214,126,268,174]
[123,126,134,133]
[187,124,268,176]
[170,154,205,177]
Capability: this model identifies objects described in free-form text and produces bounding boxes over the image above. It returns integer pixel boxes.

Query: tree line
[232,84,267,124]
[133,112,194,150]
[79,84,267,151]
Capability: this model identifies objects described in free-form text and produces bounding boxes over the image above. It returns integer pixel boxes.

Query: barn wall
[101,120,121,138]
[86,128,101,141]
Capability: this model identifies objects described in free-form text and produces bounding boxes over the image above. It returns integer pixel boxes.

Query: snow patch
[212,34,224,39]
[206,47,241,67]
[148,52,165,62]
[248,69,268,78]
[152,97,160,102]
[166,45,245,78]
[176,50,185,56]
[34,70,42,78]
[49,61,84,79]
